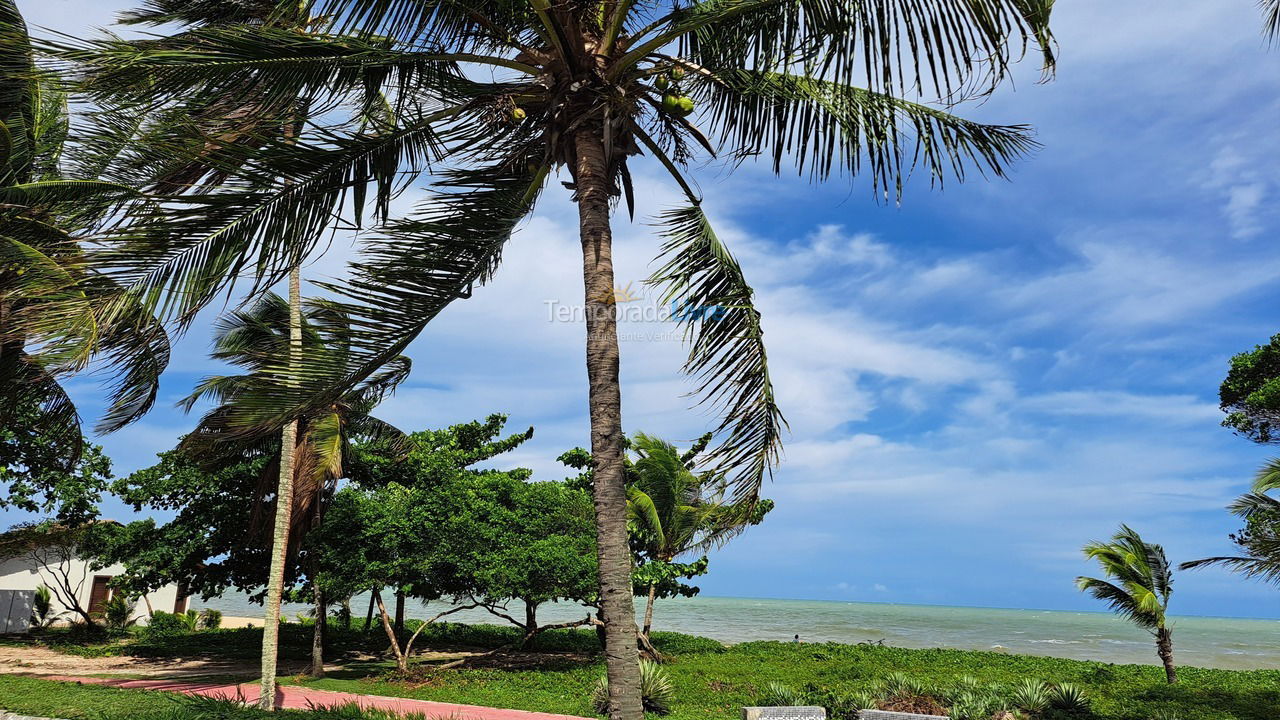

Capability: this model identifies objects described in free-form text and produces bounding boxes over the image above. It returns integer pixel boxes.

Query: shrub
[101,595,138,633]
[649,630,725,655]
[1048,683,1091,714]
[198,609,222,630]
[143,611,190,640]
[1011,678,1051,714]
[756,681,804,707]
[592,659,674,716]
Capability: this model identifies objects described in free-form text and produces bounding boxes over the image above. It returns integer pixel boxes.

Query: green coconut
[654,75,671,91]
[660,94,681,113]
[676,96,695,116]
[511,107,527,121]
[670,66,686,80]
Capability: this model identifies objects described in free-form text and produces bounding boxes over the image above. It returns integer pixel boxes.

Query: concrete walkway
[44,676,592,720]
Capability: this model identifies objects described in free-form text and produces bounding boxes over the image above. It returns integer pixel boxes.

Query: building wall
[0,552,184,627]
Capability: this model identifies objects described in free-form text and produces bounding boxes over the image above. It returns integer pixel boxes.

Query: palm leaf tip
[647,204,785,501]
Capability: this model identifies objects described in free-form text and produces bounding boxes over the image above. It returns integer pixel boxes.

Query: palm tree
[179,293,408,697]
[1077,525,1177,684]
[65,3,1056,715]
[627,432,769,654]
[70,3,333,705]
[0,0,166,468]
[1180,459,1280,587]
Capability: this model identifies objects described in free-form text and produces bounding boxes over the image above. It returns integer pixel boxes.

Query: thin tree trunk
[258,265,303,710]
[372,589,408,671]
[573,127,643,720]
[638,583,661,661]
[642,583,657,636]
[364,590,377,631]
[394,591,405,634]
[1156,627,1177,684]
[310,586,325,677]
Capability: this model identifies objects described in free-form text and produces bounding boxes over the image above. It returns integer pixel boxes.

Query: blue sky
[11,1,1280,618]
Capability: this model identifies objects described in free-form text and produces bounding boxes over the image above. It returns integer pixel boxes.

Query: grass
[5,623,1280,720]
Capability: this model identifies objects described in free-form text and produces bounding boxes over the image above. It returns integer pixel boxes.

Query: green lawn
[7,624,1280,720]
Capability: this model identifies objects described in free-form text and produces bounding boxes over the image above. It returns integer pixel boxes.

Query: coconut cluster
[655,67,694,118]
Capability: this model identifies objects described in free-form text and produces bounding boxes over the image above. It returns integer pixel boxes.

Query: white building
[0,526,187,633]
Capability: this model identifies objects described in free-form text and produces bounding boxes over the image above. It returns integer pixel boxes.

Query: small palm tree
[179,293,409,547]
[627,432,769,652]
[1181,459,1280,587]
[1077,525,1177,683]
[178,292,408,697]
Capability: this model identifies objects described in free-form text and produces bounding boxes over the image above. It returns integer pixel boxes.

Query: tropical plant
[199,608,223,630]
[63,0,1057,715]
[178,293,408,690]
[626,432,771,653]
[1181,458,1280,586]
[593,660,674,716]
[28,584,62,628]
[0,0,164,481]
[756,681,805,707]
[1266,0,1279,39]
[1077,525,1176,684]
[1047,683,1091,714]
[1010,678,1051,715]
[100,593,138,633]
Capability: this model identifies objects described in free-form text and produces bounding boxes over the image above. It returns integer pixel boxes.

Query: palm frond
[1179,548,1280,585]
[688,68,1038,198]
[647,204,785,501]
[1075,576,1157,630]
[1253,457,1280,493]
[626,0,1055,99]
[54,25,502,119]
[1265,0,1280,41]
[92,115,451,327]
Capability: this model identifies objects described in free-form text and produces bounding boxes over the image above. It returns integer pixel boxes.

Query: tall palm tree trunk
[258,265,303,710]
[1156,627,1176,684]
[573,127,642,720]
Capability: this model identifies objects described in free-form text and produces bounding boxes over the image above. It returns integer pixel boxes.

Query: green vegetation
[1182,459,1280,588]
[6,630,1278,720]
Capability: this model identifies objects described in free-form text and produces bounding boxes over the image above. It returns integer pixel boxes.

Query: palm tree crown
[178,293,410,550]
[61,0,1056,500]
[1077,524,1173,632]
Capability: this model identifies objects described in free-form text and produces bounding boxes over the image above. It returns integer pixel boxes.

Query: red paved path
[45,675,592,719]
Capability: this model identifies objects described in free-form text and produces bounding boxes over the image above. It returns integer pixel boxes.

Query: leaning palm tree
[179,293,409,691]
[0,0,165,468]
[1181,459,1280,587]
[69,3,337,705]
[627,432,769,653]
[1077,525,1177,684]
[63,2,1056,715]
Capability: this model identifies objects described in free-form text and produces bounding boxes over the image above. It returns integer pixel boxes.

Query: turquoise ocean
[196,594,1280,671]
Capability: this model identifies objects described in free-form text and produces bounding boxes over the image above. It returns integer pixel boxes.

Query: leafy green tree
[1181,459,1280,588]
[1077,525,1177,684]
[1220,335,1280,444]
[1,398,113,525]
[68,1,1057,714]
[626,432,771,652]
